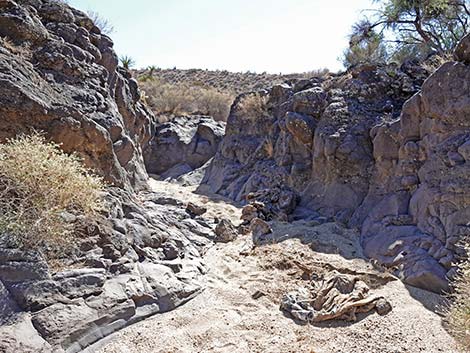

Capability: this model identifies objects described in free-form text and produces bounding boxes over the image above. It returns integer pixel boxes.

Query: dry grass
[137,67,331,122]
[0,133,104,257]
[0,36,32,59]
[421,53,453,73]
[236,93,269,119]
[140,78,234,121]
[87,10,114,35]
[446,244,470,352]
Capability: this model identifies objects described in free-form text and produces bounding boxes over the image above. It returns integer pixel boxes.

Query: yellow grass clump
[445,244,470,352]
[0,133,104,256]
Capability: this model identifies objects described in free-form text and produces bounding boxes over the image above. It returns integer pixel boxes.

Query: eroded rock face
[360,59,470,293]
[203,51,470,293]
[0,0,155,190]
[0,1,213,351]
[144,115,225,178]
[0,187,214,353]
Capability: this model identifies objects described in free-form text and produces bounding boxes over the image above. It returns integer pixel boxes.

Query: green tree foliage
[342,20,389,67]
[343,0,470,67]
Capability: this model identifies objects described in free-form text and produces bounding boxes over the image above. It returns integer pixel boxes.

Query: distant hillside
[136,67,330,121]
[136,68,329,94]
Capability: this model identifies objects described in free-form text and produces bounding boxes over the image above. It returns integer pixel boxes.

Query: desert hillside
[136,68,329,122]
[136,67,328,94]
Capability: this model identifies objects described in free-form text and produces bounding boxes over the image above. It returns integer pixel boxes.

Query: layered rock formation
[0,189,213,353]
[203,52,470,292]
[0,1,214,352]
[0,0,154,190]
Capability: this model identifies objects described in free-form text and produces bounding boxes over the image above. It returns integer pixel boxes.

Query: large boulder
[144,115,225,178]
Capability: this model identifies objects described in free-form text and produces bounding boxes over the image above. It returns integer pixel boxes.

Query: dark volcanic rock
[0,0,155,190]
[0,1,215,352]
[202,51,470,293]
[214,218,238,243]
[144,115,225,178]
[0,187,213,353]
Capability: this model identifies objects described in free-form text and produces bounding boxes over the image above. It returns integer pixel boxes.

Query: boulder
[144,115,225,177]
[186,202,207,217]
[250,218,272,244]
[214,219,238,243]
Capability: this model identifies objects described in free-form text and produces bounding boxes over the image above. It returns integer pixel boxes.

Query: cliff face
[0,0,154,190]
[203,46,470,293]
[0,2,212,352]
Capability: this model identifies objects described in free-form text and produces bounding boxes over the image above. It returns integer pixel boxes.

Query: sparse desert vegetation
[86,10,114,35]
[137,67,329,95]
[446,245,470,352]
[139,78,234,121]
[137,68,329,121]
[2,0,470,351]
[236,92,269,119]
[0,133,104,257]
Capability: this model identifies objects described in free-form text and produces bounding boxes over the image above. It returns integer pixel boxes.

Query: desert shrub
[302,68,330,78]
[87,10,114,35]
[120,55,135,69]
[445,244,470,351]
[140,78,234,121]
[0,133,104,256]
[237,93,269,119]
[136,67,320,97]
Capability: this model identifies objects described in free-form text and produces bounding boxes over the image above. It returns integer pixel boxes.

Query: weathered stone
[241,204,258,223]
[250,218,272,244]
[144,115,225,177]
[0,312,53,353]
[375,298,392,316]
[201,37,470,293]
[214,219,238,243]
[454,33,470,63]
[186,202,207,216]
[0,0,155,190]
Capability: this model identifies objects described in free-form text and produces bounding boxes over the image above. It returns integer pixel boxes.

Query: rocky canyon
[0,1,468,352]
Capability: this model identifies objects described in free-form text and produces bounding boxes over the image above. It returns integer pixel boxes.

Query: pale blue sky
[69,0,375,73]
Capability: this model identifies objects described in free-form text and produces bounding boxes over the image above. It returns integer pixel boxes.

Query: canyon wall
[0,0,154,190]
[0,2,211,352]
[204,47,470,292]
